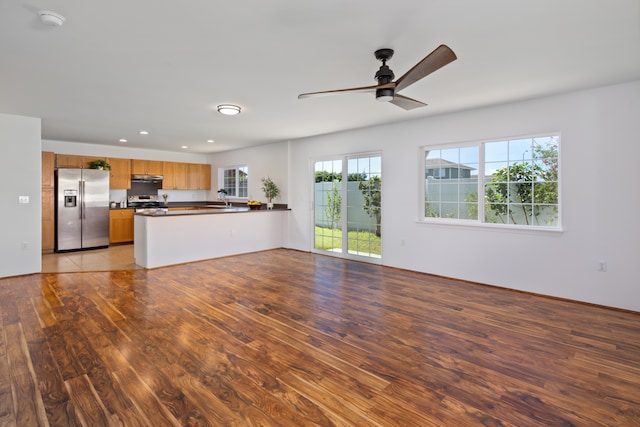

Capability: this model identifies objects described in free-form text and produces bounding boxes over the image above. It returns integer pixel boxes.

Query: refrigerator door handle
[80,180,86,220]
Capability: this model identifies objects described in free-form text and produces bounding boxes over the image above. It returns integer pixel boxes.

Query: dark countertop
[113,201,288,211]
[165,201,288,210]
[135,207,251,216]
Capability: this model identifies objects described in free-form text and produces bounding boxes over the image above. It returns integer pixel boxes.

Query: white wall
[207,141,289,203]
[287,80,640,312]
[42,139,208,163]
[0,113,42,277]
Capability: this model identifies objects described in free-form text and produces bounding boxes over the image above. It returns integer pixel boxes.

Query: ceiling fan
[298,45,457,110]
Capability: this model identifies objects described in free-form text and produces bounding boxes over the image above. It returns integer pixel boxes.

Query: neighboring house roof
[425,159,475,170]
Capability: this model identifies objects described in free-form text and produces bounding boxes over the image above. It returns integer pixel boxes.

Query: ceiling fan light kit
[39,10,66,27]
[299,44,457,110]
[376,88,394,102]
[217,104,241,115]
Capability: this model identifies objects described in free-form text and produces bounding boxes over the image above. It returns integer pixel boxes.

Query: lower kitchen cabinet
[42,187,55,253]
[109,209,134,244]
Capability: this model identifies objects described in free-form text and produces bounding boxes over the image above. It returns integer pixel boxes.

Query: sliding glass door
[313,153,381,263]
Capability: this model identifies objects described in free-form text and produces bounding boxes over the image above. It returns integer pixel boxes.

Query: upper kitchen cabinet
[108,157,132,189]
[174,162,187,189]
[199,163,211,190]
[162,162,185,190]
[55,154,83,168]
[186,163,211,190]
[186,163,199,190]
[162,162,207,190]
[161,162,174,189]
[56,154,107,169]
[131,159,163,176]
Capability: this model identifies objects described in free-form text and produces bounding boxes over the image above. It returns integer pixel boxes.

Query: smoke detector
[39,10,65,27]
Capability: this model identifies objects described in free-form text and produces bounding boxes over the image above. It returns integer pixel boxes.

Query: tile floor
[41,244,142,273]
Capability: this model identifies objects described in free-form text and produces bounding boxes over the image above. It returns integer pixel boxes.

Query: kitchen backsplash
[109,189,209,205]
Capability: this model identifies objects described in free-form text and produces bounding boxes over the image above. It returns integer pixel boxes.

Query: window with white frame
[422,135,559,228]
[219,166,248,198]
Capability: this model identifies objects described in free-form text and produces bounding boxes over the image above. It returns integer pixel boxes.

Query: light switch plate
[18,196,29,204]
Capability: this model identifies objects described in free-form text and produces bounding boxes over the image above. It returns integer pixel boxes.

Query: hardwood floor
[2,249,640,426]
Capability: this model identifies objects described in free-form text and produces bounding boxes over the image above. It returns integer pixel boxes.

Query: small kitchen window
[219,165,248,198]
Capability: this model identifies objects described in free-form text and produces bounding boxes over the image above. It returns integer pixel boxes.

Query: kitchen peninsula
[133,207,288,268]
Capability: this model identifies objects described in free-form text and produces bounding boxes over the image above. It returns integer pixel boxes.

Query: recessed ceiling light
[119,139,127,143]
[139,130,149,135]
[217,104,241,115]
[207,139,215,143]
[181,145,188,149]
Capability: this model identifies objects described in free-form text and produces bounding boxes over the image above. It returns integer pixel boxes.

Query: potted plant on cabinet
[261,177,280,210]
[87,159,111,170]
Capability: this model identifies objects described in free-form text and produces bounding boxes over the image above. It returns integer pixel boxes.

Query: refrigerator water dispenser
[63,190,77,207]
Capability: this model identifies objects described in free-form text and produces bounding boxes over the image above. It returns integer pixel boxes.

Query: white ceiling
[1,1,639,154]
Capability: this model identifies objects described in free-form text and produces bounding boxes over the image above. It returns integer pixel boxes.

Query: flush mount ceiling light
[139,130,149,135]
[119,139,127,143]
[39,10,65,26]
[217,104,241,115]
[207,139,215,143]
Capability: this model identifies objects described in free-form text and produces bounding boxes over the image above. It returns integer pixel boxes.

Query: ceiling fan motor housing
[374,48,395,101]
[375,65,395,101]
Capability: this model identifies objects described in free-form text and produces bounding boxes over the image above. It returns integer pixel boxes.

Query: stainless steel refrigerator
[56,168,110,251]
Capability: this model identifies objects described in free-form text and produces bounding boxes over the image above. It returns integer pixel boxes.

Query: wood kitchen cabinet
[162,161,190,190]
[109,209,134,244]
[42,188,55,253]
[42,151,55,253]
[107,157,132,189]
[42,151,55,188]
[186,163,211,190]
[161,162,176,189]
[53,153,209,192]
[199,163,211,190]
[174,162,187,189]
[131,159,163,175]
[56,154,106,169]
[55,154,84,168]
[186,163,199,190]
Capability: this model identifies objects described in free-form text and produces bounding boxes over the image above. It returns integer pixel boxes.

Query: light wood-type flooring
[3,248,640,425]
[42,245,142,273]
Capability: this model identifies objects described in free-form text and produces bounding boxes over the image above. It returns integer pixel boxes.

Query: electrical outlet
[598,260,607,272]
[21,241,28,250]
[18,196,29,204]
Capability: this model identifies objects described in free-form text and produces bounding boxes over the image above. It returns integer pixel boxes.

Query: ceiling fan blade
[298,83,394,99]
[390,94,427,110]
[394,45,457,93]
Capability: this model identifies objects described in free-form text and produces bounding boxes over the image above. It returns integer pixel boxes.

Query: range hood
[131,174,163,183]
